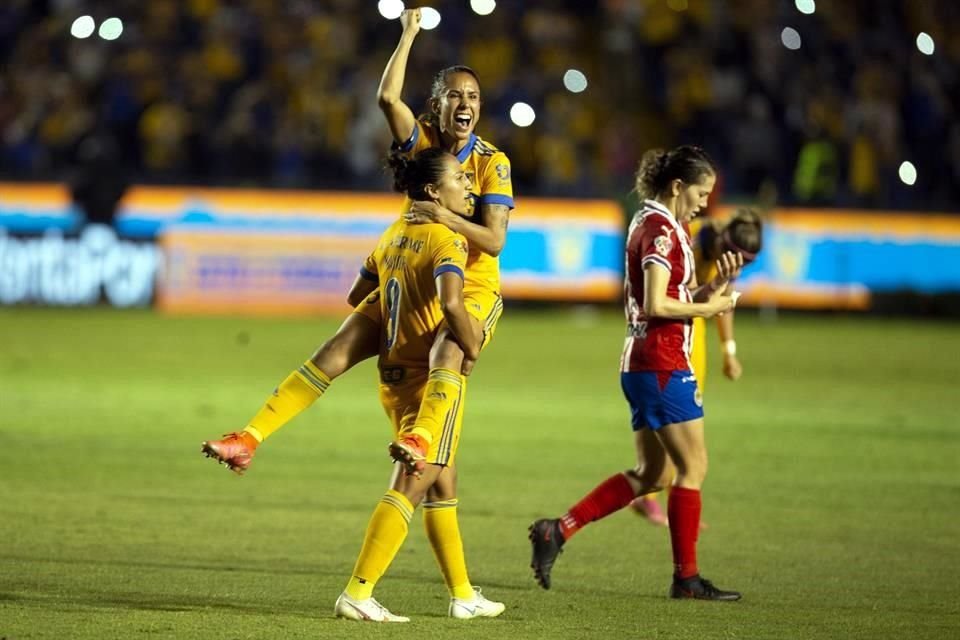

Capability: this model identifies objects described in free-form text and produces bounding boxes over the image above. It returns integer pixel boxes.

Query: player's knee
[626,466,664,495]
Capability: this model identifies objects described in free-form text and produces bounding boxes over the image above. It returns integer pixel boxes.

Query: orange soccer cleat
[201,431,259,475]
[387,434,428,477]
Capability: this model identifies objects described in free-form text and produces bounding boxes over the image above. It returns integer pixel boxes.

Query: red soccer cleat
[201,431,258,475]
[388,434,428,477]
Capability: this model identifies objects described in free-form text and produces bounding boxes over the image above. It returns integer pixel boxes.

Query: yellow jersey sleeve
[432,230,469,281]
[359,251,379,282]
[394,119,437,155]
[477,151,514,210]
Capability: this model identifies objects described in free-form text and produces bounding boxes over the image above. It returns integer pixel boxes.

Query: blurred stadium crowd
[1,0,958,209]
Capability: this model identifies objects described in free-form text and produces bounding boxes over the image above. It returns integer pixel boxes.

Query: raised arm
[377,9,421,143]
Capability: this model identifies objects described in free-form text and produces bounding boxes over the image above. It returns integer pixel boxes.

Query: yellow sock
[345,490,414,600]
[242,360,330,442]
[406,368,462,446]
[423,499,473,599]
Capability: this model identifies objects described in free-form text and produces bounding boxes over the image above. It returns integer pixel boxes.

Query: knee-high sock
[559,473,636,540]
[667,487,701,579]
[404,368,462,446]
[423,499,474,599]
[345,490,414,600]
[243,360,330,443]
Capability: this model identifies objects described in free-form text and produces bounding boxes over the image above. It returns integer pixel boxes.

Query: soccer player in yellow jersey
[368,7,513,384]
[200,8,512,473]
[632,208,764,525]
[333,147,505,622]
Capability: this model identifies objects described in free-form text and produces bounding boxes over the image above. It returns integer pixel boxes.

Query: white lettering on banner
[0,225,161,307]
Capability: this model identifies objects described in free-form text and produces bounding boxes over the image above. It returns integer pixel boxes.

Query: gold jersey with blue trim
[360,218,469,369]
[396,119,514,294]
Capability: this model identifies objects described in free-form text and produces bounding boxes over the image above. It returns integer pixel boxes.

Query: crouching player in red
[529,145,743,601]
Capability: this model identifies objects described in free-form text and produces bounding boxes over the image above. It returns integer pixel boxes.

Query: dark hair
[430,65,481,102]
[635,145,717,200]
[722,208,764,260]
[386,147,452,200]
[422,65,482,126]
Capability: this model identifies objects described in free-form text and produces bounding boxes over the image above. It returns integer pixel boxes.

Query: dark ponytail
[635,145,717,200]
[386,147,452,200]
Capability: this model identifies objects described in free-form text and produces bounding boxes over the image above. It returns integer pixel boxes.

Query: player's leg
[390,290,499,472]
[202,305,380,474]
[528,371,673,589]
[654,374,738,601]
[422,452,504,616]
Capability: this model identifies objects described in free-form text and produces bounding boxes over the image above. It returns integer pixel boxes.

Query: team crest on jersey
[452,238,467,254]
[495,163,510,181]
[654,234,674,256]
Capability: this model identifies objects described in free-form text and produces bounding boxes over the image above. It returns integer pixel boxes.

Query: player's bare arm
[436,272,481,360]
[644,264,734,319]
[346,274,378,307]
[406,202,510,257]
[377,9,420,143]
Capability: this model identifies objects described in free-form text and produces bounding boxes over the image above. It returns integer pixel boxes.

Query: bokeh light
[510,102,536,127]
[470,0,496,16]
[563,69,588,93]
[377,0,404,20]
[420,7,441,30]
[899,161,917,186]
[795,0,816,15]
[70,15,95,39]
[916,32,935,55]
[98,17,123,41]
[781,27,802,50]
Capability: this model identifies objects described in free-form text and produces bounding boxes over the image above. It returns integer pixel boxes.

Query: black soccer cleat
[528,518,565,590]
[669,574,741,601]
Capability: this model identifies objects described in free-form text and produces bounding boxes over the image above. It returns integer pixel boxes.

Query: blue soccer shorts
[620,370,704,431]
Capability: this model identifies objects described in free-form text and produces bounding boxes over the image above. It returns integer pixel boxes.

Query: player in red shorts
[529,145,743,601]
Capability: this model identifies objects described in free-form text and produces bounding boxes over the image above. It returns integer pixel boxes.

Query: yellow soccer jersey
[396,119,514,294]
[689,218,719,286]
[360,218,470,369]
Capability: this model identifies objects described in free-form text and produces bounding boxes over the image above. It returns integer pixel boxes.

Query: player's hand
[713,250,744,288]
[400,9,421,35]
[722,354,743,381]
[461,357,476,376]
[406,200,444,225]
[706,294,736,318]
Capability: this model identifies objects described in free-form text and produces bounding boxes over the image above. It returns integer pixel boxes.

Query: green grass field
[1,307,957,639]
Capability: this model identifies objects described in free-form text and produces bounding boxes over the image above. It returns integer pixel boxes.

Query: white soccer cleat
[334,592,410,622]
[448,587,506,619]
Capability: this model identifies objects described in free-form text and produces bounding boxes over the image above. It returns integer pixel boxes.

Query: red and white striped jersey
[620,200,696,372]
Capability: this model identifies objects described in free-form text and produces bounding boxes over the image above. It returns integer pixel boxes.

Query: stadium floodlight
[420,7,441,30]
[780,27,802,50]
[470,0,496,16]
[98,17,123,41]
[510,102,536,127]
[70,15,95,39]
[898,161,917,186]
[563,69,588,93]
[378,0,405,20]
[916,32,935,56]
[795,0,816,15]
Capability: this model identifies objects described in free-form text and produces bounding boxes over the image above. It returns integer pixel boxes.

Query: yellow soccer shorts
[353,286,503,352]
[691,316,707,393]
[377,367,465,467]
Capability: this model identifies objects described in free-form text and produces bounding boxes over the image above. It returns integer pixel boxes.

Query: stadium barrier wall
[2,183,959,313]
